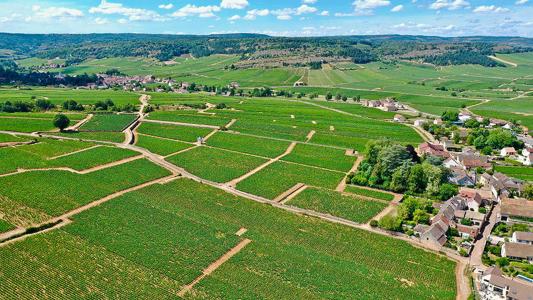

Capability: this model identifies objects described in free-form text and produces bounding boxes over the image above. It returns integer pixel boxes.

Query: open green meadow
[80,113,138,132]
[288,187,387,223]
[166,146,268,183]
[0,179,456,299]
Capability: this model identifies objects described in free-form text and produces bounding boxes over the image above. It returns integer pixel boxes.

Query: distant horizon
[0,0,531,37]
[1,32,531,39]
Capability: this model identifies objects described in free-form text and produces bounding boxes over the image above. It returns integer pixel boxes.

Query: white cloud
[319,10,330,16]
[158,4,174,10]
[277,15,292,20]
[228,14,241,21]
[515,0,528,4]
[429,0,470,10]
[94,17,109,25]
[90,0,165,21]
[353,0,390,10]
[34,7,84,18]
[391,5,403,12]
[473,5,510,13]
[296,4,318,14]
[303,0,317,3]
[117,18,128,24]
[244,9,269,20]
[172,5,221,18]
[220,0,249,9]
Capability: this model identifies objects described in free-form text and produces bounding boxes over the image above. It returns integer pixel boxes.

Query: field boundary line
[226,142,297,187]
[336,156,363,192]
[177,238,252,297]
[0,155,144,178]
[47,145,102,160]
[488,55,517,67]
[66,113,93,131]
[164,145,200,158]
[224,130,348,151]
[277,183,308,204]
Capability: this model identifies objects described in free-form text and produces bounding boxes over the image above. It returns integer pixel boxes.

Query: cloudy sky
[0,0,531,37]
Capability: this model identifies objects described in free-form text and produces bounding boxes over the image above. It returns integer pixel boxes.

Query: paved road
[470,204,500,270]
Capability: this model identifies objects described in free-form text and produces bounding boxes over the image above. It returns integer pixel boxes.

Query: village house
[511,232,533,245]
[454,152,492,170]
[502,242,533,263]
[417,142,451,159]
[433,118,443,126]
[362,98,402,111]
[459,187,487,211]
[293,81,306,87]
[500,147,517,157]
[228,81,240,89]
[416,195,487,248]
[479,267,533,300]
[448,167,475,187]
[499,198,533,225]
[458,112,472,123]
[480,172,523,200]
[414,119,426,127]
[393,114,406,122]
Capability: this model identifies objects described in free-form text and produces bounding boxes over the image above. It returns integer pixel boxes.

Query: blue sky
[0,0,531,37]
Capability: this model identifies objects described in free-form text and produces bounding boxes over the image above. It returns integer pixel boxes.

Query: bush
[378,214,402,232]
[369,220,378,227]
[53,114,70,131]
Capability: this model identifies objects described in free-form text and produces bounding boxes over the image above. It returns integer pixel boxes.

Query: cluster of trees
[338,47,376,64]
[0,99,54,112]
[378,196,435,232]
[466,128,524,154]
[0,66,99,86]
[424,50,504,67]
[350,140,457,199]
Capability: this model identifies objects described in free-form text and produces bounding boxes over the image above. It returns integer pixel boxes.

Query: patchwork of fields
[5,52,532,298]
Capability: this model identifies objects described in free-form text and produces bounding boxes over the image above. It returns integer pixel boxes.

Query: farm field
[288,187,387,223]
[345,185,396,202]
[0,159,170,226]
[48,131,126,143]
[495,166,533,181]
[236,161,345,199]
[147,110,231,127]
[135,134,192,156]
[0,179,456,299]
[0,88,140,106]
[166,146,268,183]
[4,50,533,300]
[206,131,290,158]
[80,113,138,132]
[137,122,212,143]
[281,143,356,172]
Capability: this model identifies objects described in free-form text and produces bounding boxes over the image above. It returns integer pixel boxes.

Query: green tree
[325,92,333,101]
[413,209,430,224]
[378,214,402,232]
[523,184,533,200]
[441,111,459,122]
[408,164,426,194]
[438,184,458,200]
[53,114,70,132]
